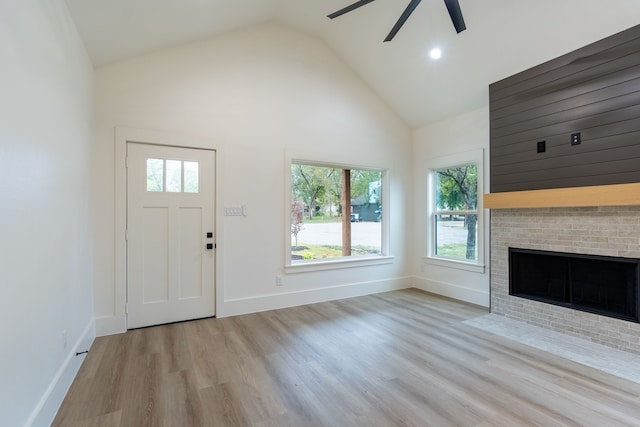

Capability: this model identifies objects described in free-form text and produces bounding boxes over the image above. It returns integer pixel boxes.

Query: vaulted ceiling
[65,0,640,128]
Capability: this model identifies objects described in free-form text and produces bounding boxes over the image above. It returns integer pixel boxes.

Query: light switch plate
[224,205,243,216]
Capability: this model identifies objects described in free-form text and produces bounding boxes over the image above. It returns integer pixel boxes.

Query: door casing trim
[108,127,224,334]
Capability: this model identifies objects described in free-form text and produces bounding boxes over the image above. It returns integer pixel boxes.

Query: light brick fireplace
[491,206,640,355]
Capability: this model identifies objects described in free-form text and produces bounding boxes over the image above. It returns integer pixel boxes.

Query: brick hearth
[491,206,640,355]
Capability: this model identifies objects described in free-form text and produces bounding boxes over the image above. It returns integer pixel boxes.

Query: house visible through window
[290,162,384,263]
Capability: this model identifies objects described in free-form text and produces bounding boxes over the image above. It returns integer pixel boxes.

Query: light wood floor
[53,289,640,426]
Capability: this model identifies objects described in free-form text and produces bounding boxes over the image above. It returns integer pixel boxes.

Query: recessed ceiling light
[430,48,442,60]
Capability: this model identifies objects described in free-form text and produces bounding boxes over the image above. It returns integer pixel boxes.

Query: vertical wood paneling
[490,25,640,193]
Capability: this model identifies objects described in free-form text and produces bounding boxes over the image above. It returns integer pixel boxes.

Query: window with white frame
[289,161,387,265]
[146,158,199,193]
[426,149,484,269]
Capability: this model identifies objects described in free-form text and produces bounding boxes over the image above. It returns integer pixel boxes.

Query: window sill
[422,256,485,274]
[285,256,395,274]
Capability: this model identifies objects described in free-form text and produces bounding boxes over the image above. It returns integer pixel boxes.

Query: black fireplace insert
[509,248,640,322]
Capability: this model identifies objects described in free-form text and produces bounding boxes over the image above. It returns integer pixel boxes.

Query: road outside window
[290,163,383,263]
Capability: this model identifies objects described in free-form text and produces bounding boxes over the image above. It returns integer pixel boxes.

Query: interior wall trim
[484,182,640,209]
[27,319,95,427]
[413,276,490,308]
[217,277,412,318]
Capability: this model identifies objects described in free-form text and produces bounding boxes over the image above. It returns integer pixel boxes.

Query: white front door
[126,142,215,328]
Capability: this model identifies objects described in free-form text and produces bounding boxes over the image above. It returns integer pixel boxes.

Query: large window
[426,150,484,271]
[289,161,385,265]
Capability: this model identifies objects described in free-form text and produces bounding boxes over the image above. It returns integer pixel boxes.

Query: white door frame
[113,127,224,332]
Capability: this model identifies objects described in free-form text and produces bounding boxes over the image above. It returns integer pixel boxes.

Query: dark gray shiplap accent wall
[490,25,640,193]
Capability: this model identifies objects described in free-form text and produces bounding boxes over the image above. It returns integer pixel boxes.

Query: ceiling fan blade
[384,0,422,42]
[328,0,376,19]
[443,0,466,33]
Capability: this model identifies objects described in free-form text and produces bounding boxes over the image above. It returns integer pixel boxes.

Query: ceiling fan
[328,0,466,42]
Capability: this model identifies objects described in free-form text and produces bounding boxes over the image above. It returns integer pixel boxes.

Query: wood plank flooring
[53,289,640,426]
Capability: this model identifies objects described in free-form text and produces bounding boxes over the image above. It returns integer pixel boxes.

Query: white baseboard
[413,276,489,307]
[27,319,96,427]
[218,277,413,318]
[95,314,126,337]
[94,279,412,334]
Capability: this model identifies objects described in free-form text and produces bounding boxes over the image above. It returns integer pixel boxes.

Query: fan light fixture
[328,0,466,42]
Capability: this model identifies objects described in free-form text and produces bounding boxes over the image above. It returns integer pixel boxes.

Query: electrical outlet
[571,132,581,145]
[276,275,283,286]
[62,330,68,349]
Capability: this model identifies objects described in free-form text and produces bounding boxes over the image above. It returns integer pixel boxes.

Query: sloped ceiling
[65,0,640,128]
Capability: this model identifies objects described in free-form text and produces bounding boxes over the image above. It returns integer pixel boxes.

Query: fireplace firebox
[509,248,640,323]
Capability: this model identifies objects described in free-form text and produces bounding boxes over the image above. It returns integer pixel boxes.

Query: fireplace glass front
[509,248,640,322]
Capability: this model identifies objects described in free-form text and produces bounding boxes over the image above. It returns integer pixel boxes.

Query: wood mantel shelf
[484,182,640,209]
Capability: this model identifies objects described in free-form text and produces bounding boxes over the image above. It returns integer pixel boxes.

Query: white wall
[0,1,95,426]
[93,23,413,334]
[412,107,491,306]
